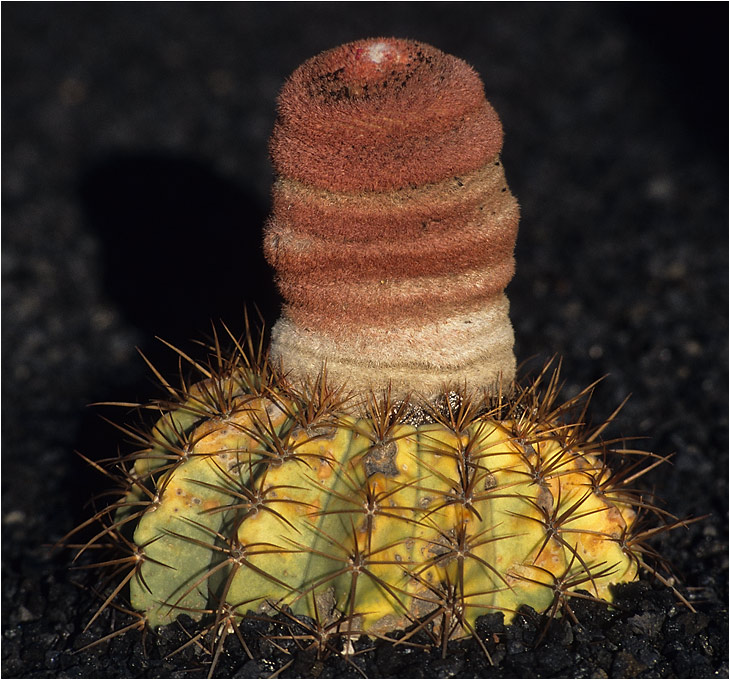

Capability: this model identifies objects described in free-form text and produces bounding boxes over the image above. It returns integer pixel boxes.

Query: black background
[3,3,727,677]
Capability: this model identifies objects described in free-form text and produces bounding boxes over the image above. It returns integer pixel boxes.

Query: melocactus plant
[66,38,684,669]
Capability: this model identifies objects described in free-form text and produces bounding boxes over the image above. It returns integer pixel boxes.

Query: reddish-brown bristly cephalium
[265,38,519,400]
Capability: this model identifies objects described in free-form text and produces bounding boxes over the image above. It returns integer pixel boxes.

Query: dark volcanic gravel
[3,4,727,678]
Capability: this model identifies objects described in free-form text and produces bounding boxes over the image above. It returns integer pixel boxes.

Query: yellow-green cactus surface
[116,354,638,637]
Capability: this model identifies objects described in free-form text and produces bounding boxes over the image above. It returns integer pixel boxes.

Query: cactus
[65,38,686,669]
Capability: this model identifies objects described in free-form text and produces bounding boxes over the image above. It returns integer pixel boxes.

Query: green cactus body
[128,389,291,626]
[127,373,638,634]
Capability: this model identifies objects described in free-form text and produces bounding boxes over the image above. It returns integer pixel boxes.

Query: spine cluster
[265,39,519,400]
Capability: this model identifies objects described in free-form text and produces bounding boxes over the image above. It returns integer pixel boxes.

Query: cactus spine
[66,38,676,667]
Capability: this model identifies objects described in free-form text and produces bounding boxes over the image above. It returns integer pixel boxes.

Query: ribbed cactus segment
[128,394,291,627]
[121,368,638,635]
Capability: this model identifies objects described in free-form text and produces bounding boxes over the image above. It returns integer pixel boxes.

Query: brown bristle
[270,38,502,193]
[265,38,518,400]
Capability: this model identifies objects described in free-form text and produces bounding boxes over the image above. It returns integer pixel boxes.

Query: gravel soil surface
[3,4,727,678]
